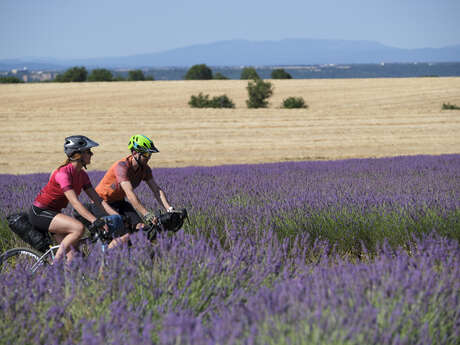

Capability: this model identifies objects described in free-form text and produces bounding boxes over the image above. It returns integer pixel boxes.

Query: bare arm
[85,187,119,216]
[146,177,172,211]
[120,180,149,217]
[64,189,97,224]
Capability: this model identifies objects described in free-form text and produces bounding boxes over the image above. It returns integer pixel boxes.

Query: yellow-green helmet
[128,134,159,154]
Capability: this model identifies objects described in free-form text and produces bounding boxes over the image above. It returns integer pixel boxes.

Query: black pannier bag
[156,208,188,233]
[7,212,51,253]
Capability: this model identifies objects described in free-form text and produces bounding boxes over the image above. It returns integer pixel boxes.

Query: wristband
[167,206,174,212]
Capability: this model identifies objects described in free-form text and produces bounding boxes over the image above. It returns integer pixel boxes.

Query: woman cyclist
[28,135,121,262]
[90,134,174,244]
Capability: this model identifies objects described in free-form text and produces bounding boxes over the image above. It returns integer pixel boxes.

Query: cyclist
[28,135,121,262]
[92,134,174,244]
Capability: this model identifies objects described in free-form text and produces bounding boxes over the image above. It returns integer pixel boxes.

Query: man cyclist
[91,134,174,243]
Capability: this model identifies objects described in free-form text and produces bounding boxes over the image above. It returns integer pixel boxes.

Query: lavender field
[0,154,459,344]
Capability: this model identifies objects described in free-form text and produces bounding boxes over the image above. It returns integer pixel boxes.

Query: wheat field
[0,77,459,174]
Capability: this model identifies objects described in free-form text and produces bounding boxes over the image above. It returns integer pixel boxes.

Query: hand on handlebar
[88,215,123,241]
[88,218,106,233]
[87,217,110,241]
[143,211,157,227]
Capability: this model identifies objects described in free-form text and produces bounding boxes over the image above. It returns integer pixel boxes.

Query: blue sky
[1,0,459,59]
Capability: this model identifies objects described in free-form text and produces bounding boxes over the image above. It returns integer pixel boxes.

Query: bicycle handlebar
[87,208,189,243]
[88,218,114,243]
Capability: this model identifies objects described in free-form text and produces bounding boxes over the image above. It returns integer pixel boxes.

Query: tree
[246,79,273,108]
[213,72,229,80]
[88,68,113,82]
[128,70,146,81]
[240,67,260,80]
[271,68,292,79]
[113,75,127,81]
[185,64,213,80]
[0,76,23,83]
[55,66,87,82]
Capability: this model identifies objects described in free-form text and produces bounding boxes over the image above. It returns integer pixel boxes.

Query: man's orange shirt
[95,155,153,202]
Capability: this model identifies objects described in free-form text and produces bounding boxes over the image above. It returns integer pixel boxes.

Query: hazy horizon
[4,38,460,63]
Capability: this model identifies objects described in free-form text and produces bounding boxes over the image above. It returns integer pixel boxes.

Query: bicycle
[0,208,188,274]
[0,218,119,274]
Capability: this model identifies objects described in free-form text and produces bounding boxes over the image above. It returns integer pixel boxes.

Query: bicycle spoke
[0,249,41,274]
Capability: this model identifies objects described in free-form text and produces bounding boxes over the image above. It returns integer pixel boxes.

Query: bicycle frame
[1,211,179,274]
[29,245,59,273]
[1,235,110,274]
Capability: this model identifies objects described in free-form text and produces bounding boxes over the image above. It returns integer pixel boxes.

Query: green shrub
[128,69,146,81]
[442,102,460,110]
[88,68,113,82]
[271,68,292,79]
[0,76,23,83]
[185,64,213,80]
[189,93,235,108]
[209,95,235,108]
[246,79,273,108]
[240,67,260,80]
[55,66,87,82]
[282,97,308,109]
[213,72,229,80]
[189,93,211,108]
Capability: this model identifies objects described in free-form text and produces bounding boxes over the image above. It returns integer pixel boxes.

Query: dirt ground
[0,77,459,174]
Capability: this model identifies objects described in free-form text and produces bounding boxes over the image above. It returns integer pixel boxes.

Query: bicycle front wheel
[0,247,44,274]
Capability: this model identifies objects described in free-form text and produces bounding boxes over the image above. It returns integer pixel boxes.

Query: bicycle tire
[0,247,47,274]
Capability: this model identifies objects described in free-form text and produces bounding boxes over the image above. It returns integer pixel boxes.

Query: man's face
[137,151,151,164]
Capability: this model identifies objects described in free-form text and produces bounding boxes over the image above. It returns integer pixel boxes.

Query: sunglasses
[140,152,152,159]
[83,150,94,156]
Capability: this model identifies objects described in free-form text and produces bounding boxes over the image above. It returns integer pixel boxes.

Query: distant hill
[0,58,64,71]
[1,39,460,70]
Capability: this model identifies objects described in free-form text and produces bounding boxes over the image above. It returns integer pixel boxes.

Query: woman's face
[81,149,93,165]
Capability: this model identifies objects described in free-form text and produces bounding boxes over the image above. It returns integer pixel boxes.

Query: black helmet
[64,135,99,157]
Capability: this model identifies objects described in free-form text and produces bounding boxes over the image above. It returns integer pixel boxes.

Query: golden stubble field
[0,77,459,174]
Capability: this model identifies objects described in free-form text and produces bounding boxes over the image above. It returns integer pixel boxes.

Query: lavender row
[1,229,458,344]
[2,154,458,214]
[1,154,459,252]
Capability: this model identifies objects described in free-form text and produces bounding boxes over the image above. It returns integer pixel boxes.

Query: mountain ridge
[2,38,460,70]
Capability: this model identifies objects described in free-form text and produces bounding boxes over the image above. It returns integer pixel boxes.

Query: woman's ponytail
[58,152,81,169]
